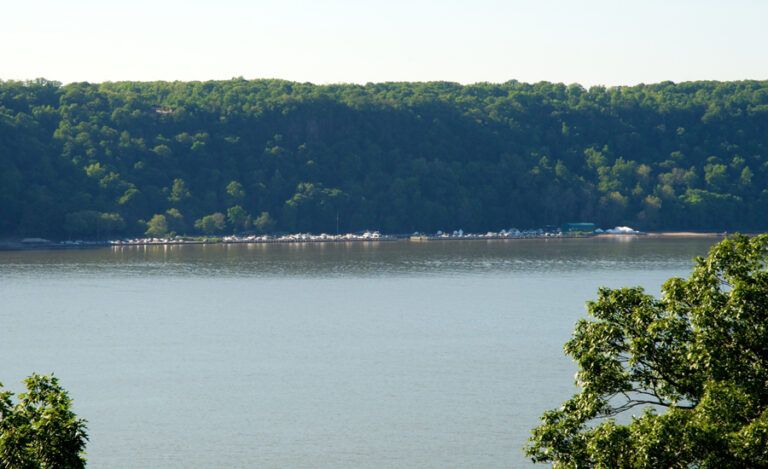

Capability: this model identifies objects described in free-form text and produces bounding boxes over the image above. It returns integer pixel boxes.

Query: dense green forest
[1,78,767,238]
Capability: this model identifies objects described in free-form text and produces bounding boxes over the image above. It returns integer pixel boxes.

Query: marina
[2,225,662,251]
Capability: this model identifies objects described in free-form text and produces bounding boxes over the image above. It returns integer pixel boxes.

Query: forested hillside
[1,78,767,238]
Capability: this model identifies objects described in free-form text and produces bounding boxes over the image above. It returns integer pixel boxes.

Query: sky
[3,0,767,86]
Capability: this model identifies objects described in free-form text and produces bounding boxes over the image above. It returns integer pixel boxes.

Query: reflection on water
[0,237,719,468]
[0,237,717,278]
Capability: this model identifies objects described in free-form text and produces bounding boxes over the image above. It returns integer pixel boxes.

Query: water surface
[0,237,718,468]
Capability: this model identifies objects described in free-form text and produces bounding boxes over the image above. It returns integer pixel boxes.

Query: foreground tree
[0,374,88,468]
[526,234,768,468]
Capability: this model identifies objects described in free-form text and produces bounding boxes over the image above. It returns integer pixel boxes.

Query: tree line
[1,78,768,239]
[527,234,768,467]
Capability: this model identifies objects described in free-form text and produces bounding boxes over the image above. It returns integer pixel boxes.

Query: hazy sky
[3,0,767,86]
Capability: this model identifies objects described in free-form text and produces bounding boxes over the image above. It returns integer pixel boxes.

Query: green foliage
[64,211,101,238]
[0,374,88,468]
[225,181,245,202]
[97,212,125,235]
[282,183,348,232]
[64,210,125,238]
[145,214,169,237]
[526,234,768,468]
[168,179,191,204]
[226,205,249,232]
[194,212,226,234]
[164,208,186,234]
[253,211,275,234]
[3,78,768,237]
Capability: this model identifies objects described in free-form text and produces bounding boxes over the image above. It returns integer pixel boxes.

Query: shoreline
[0,231,736,252]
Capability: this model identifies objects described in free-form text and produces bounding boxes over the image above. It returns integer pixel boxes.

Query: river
[0,237,718,468]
